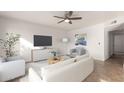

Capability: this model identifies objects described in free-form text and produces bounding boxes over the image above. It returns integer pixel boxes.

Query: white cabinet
[31,49,52,62]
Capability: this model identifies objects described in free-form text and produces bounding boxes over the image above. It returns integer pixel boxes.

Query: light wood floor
[84,56,124,82]
[10,56,124,82]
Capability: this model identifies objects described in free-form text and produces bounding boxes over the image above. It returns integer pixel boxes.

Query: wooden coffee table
[48,57,63,64]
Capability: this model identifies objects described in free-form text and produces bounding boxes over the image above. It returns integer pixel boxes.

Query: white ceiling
[0,11,124,31]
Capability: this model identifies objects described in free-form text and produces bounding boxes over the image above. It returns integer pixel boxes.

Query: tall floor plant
[0,33,20,57]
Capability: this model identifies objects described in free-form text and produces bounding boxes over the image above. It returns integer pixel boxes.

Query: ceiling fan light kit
[54,11,82,24]
[64,19,70,23]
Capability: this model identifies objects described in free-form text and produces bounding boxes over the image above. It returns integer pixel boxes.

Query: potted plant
[51,51,58,60]
[0,33,20,60]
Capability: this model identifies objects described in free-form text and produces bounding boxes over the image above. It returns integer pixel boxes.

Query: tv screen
[34,35,52,46]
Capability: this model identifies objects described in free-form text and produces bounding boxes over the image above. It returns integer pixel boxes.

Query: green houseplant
[0,33,20,57]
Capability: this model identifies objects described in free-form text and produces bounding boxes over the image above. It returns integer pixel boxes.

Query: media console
[31,48,53,62]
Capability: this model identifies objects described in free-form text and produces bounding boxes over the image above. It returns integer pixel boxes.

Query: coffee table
[48,56,64,64]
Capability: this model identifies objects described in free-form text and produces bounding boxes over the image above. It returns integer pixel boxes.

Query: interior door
[114,34,124,55]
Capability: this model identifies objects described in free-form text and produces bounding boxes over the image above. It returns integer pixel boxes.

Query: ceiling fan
[53,11,82,24]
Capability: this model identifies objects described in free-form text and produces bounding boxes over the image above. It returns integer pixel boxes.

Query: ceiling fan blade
[69,17,82,20]
[58,19,65,24]
[69,20,72,24]
[54,16,65,19]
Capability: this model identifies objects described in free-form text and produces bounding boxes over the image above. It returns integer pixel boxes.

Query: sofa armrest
[0,60,25,81]
[28,67,43,82]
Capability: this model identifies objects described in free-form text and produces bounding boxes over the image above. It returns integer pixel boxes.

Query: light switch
[98,42,100,45]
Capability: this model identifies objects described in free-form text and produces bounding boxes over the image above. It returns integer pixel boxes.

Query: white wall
[67,23,105,61]
[1,15,124,62]
[67,16,124,61]
[0,17,68,62]
[104,16,124,59]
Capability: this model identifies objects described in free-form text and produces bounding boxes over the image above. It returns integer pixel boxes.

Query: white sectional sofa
[0,60,25,81]
[28,54,94,82]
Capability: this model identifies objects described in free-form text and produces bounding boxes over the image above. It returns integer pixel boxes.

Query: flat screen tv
[34,35,52,46]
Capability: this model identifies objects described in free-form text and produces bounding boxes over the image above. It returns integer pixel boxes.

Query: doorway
[109,30,124,56]
[114,34,124,55]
